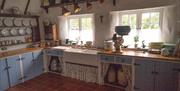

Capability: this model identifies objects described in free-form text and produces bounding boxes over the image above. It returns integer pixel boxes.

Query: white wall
[0,0,41,14]
[42,0,178,47]
[1,0,178,47]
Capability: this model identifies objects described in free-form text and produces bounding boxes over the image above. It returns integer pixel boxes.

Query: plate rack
[0,14,40,50]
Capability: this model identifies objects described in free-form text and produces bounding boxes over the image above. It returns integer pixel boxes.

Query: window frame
[67,14,94,42]
[119,8,163,31]
[118,8,164,46]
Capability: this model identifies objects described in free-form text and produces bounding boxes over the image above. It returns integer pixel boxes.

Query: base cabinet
[33,51,44,77]
[0,59,9,91]
[22,53,34,81]
[0,50,44,91]
[22,51,44,81]
[134,58,179,91]
[134,59,155,91]
[7,55,22,87]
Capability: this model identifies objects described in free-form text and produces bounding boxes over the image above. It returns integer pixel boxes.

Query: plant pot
[134,44,138,48]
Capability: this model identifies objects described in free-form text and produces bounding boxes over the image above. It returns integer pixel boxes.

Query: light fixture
[62,7,71,16]
[86,2,92,10]
[74,3,81,13]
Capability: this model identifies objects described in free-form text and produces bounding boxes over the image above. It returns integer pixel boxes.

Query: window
[68,14,94,43]
[119,8,162,47]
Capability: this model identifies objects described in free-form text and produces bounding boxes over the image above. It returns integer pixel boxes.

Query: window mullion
[137,12,142,32]
[79,18,81,40]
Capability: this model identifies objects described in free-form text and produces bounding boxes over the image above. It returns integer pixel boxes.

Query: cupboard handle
[21,57,25,60]
[23,76,27,79]
[152,71,159,75]
[16,58,21,61]
[173,68,180,72]
[134,86,140,90]
[4,66,11,70]
[19,77,23,80]
[134,63,140,66]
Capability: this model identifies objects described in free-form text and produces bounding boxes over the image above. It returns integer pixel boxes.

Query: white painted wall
[41,0,178,47]
[0,0,179,48]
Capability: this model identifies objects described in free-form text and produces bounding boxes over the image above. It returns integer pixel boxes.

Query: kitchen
[0,0,180,91]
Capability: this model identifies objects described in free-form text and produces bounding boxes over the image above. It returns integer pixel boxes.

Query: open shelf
[41,0,98,13]
[0,35,31,38]
[0,13,39,18]
[0,42,31,47]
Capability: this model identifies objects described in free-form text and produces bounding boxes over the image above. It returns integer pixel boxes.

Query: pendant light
[62,7,71,16]
[74,3,81,13]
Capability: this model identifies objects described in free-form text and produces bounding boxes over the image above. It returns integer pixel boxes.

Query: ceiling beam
[1,0,6,10]
[24,0,30,14]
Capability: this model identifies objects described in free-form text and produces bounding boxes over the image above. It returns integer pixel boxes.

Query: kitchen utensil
[3,18,13,26]
[14,18,22,26]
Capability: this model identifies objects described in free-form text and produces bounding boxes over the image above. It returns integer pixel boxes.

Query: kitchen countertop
[0,48,43,59]
[98,50,180,63]
[48,46,180,62]
[1,46,180,63]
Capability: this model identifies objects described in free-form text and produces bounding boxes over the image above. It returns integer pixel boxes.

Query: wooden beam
[113,0,116,6]
[24,0,30,14]
[1,0,6,10]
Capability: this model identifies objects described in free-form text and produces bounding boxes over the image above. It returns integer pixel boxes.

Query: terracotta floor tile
[7,73,124,91]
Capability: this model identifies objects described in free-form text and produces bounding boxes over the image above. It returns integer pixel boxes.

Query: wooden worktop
[98,50,180,63]
[1,46,180,63]
[0,48,43,59]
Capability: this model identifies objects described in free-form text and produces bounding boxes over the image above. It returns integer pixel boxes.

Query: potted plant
[134,35,139,48]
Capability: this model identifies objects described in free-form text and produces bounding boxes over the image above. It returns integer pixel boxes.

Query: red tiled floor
[7,73,124,91]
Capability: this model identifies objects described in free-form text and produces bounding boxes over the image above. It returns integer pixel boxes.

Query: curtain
[58,16,68,45]
[161,5,177,43]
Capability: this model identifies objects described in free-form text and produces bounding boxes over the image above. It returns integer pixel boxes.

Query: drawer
[116,56,132,64]
[100,54,114,63]
[45,49,63,57]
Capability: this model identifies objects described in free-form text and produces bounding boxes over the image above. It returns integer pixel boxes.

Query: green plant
[134,35,139,44]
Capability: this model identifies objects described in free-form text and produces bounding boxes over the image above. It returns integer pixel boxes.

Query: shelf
[0,35,31,38]
[0,43,31,47]
[41,0,98,13]
[0,13,39,18]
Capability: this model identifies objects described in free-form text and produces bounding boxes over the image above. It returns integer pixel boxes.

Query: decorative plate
[30,19,37,26]
[22,19,30,26]
[26,27,32,35]
[14,18,22,26]
[0,18,3,27]
[3,18,13,26]
[10,28,18,36]
[1,28,10,36]
[18,27,26,35]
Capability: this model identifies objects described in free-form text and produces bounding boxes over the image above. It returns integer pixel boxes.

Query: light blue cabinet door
[33,50,44,77]
[0,59,9,91]
[7,56,22,87]
[21,52,34,81]
[155,61,178,91]
[134,59,155,91]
